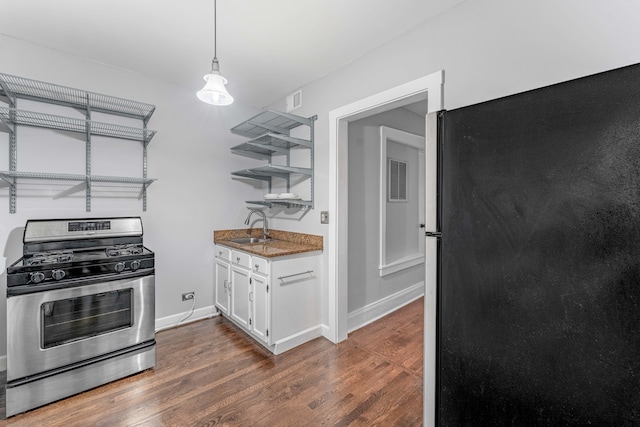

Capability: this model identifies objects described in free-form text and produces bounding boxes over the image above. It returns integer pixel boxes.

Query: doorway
[346,106,426,333]
[327,70,443,427]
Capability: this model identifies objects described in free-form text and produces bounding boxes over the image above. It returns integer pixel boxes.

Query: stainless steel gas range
[5,217,156,417]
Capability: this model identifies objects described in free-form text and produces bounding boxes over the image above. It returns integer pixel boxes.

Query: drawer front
[252,256,269,276]
[215,245,231,261]
[232,250,252,268]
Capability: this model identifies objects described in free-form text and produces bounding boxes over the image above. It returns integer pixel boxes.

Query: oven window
[41,289,133,349]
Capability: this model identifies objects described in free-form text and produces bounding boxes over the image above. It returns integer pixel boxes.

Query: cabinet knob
[237,257,240,263]
[254,264,259,271]
[223,279,228,289]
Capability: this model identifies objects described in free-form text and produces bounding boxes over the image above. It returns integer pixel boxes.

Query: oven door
[6,275,155,382]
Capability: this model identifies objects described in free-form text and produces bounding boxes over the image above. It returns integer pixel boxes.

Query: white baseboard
[155,304,219,332]
[273,325,324,355]
[320,324,332,341]
[347,282,424,333]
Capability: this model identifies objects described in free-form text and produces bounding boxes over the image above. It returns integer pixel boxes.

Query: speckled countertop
[213,228,323,258]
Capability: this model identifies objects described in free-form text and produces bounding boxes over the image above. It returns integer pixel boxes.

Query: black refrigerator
[436,63,640,425]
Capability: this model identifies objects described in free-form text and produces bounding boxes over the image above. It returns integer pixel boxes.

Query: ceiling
[0,0,463,108]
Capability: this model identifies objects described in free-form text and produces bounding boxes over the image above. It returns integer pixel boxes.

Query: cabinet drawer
[252,256,269,275]
[215,245,231,261]
[232,250,252,268]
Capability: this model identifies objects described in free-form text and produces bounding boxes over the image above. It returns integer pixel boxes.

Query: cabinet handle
[219,250,222,256]
[223,279,228,289]
[228,282,232,291]
[254,264,259,271]
[277,270,314,281]
[249,291,253,302]
[237,257,241,263]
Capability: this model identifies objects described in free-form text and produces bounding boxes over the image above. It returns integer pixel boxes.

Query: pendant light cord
[213,0,218,62]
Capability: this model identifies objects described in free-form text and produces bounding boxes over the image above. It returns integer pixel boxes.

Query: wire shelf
[0,170,156,185]
[231,133,313,160]
[0,73,155,120]
[0,107,156,143]
[230,110,314,139]
[231,142,275,159]
[246,199,313,208]
[231,164,312,180]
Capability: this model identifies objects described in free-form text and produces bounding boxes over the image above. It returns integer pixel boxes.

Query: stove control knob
[130,260,141,271]
[52,269,66,281]
[30,272,45,284]
[115,262,126,273]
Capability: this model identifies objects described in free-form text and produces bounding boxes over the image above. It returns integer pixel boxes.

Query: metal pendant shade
[197,0,233,106]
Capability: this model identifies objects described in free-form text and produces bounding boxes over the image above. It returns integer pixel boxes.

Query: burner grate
[106,244,143,257]
[26,251,74,265]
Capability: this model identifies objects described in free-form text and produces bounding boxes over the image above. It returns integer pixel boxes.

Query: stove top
[7,217,154,290]
[16,245,153,267]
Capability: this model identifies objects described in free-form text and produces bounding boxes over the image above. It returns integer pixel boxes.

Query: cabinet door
[214,258,230,315]
[250,273,269,345]
[230,265,250,328]
[270,253,321,344]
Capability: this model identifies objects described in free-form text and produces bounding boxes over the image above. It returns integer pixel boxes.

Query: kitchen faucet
[244,208,269,239]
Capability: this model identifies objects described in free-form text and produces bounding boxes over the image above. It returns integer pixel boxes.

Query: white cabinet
[214,245,231,315]
[214,258,230,315]
[250,271,269,344]
[214,245,321,354]
[230,264,251,328]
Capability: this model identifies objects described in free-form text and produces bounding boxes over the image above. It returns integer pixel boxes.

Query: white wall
[266,0,640,330]
[0,35,262,361]
[347,108,424,313]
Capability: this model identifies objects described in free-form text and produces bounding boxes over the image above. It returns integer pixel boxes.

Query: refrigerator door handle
[425,231,442,238]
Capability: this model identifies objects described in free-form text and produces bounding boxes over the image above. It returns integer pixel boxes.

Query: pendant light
[197,0,233,106]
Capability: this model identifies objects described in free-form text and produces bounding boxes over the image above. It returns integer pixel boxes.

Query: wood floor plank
[0,298,424,426]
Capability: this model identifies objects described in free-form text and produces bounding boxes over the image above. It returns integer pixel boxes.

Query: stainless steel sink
[228,237,274,245]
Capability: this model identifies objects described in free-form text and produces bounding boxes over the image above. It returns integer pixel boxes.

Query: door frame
[328,69,444,427]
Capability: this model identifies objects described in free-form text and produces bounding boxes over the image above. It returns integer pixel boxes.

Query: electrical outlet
[321,211,329,224]
[182,292,195,301]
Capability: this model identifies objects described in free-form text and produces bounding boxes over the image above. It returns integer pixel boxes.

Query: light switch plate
[320,211,329,224]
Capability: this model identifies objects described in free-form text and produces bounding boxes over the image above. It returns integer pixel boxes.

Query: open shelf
[0,72,155,121]
[230,109,314,139]
[0,108,156,143]
[0,171,155,203]
[246,199,313,208]
[231,110,316,209]
[0,170,155,185]
[231,164,312,181]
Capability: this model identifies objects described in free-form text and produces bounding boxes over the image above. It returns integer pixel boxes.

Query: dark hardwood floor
[0,298,424,426]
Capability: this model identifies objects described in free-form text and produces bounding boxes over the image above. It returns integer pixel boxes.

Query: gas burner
[26,251,74,266]
[106,244,143,257]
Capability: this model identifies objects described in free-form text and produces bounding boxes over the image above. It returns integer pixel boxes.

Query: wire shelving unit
[0,73,157,213]
[230,110,316,209]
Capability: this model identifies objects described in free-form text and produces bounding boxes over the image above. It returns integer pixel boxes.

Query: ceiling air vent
[286,89,302,112]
